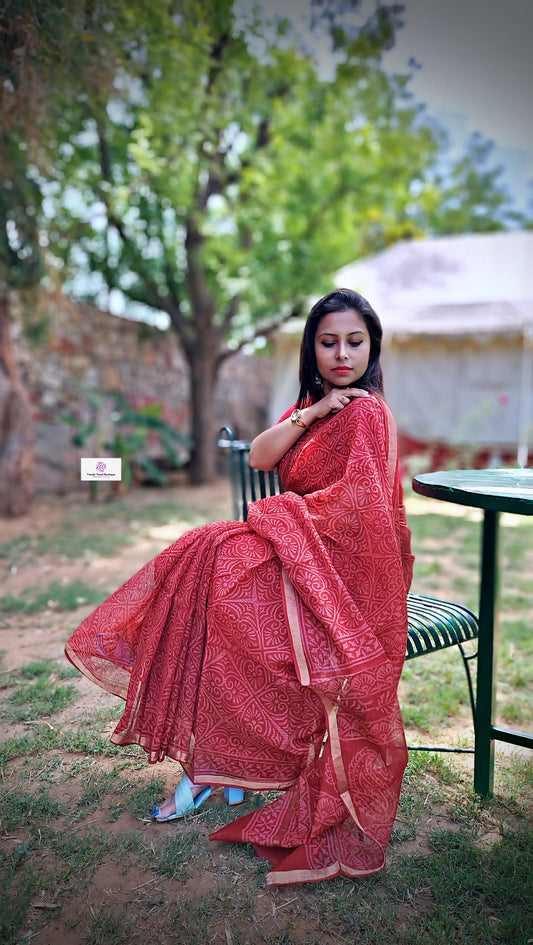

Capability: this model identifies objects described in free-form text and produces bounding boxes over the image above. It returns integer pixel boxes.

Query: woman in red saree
[65,288,414,886]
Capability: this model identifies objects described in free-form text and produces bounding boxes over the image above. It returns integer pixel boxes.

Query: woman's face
[314,309,371,393]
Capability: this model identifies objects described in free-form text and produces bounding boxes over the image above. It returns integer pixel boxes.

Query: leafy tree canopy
[39,1,437,343]
[1,0,525,480]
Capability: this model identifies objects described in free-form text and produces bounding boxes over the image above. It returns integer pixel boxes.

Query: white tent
[271,231,533,465]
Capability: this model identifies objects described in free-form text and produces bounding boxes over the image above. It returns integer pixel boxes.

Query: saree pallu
[65,395,414,885]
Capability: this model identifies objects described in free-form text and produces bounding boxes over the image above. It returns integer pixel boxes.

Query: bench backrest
[219,426,283,522]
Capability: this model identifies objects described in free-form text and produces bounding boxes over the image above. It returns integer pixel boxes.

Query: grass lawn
[0,481,531,945]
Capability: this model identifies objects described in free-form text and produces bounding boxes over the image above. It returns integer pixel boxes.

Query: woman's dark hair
[297,288,384,406]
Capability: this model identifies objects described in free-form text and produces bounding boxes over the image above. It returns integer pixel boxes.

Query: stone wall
[13,290,273,494]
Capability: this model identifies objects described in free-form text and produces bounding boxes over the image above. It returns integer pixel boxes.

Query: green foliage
[0,673,78,722]
[19,659,79,680]
[0,0,113,293]
[404,133,526,241]
[403,506,533,736]
[27,0,521,315]
[0,527,127,564]
[44,1,440,328]
[0,498,205,574]
[150,831,207,879]
[65,388,191,486]
[0,834,47,945]
[84,905,138,945]
[0,579,108,616]
[3,0,523,479]
[51,829,115,878]
[0,534,33,563]
[0,786,63,831]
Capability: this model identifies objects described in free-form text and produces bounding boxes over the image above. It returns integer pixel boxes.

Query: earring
[315,372,323,389]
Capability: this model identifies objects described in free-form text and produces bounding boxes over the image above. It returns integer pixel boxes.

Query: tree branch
[97,125,112,181]
[215,303,305,367]
[116,280,194,360]
[166,305,196,361]
[195,31,273,206]
[205,31,231,96]
[92,120,193,340]
[220,295,242,333]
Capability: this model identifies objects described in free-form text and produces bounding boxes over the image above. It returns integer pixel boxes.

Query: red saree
[65,395,414,885]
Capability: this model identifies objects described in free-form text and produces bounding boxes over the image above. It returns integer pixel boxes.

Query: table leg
[474,509,500,796]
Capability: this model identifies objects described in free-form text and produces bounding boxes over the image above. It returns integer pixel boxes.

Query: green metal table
[412,468,533,796]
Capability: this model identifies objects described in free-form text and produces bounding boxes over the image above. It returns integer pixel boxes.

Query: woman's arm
[249,388,370,471]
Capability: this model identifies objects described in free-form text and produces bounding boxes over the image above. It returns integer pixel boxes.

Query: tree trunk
[0,294,34,516]
[182,213,223,485]
[187,346,218,484]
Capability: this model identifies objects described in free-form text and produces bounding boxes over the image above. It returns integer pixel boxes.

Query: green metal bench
[218,427,479,754]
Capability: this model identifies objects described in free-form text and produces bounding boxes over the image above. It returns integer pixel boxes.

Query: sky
[384,0,533,210]
[261,0,533,211]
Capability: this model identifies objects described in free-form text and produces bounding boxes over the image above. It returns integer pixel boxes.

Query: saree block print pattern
[66,395,414,885]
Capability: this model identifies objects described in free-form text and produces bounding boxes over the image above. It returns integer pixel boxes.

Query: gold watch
[290,408,307,429]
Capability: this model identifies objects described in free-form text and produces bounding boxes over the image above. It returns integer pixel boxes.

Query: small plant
[0,786,63,830]
[151,831,207,879]
[65,388,191,494]
[0,673,78,722]
[85,904,138,945]
[19,659,79,680]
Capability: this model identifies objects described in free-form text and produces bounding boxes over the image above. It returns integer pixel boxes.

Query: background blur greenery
[1,0,527,487]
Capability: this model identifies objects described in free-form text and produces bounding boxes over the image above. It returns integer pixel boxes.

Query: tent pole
[517,326,533,468]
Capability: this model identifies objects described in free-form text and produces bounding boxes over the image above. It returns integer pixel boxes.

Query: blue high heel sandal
[224,787,245,805]
[152,775,244,822]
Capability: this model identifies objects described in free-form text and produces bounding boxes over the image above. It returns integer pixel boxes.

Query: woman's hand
[249,388,371,471]
[312,387,371,419]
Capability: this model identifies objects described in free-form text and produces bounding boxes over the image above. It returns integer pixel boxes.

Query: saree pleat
[65,395,414,885]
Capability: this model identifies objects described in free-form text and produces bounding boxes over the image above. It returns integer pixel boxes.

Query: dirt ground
[0,478,233,705]
[0,480,531,945]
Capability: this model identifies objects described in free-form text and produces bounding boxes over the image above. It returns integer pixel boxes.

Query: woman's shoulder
[350,392,385,416]
[347,393,392,435]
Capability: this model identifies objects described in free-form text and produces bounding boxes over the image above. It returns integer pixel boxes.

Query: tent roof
[334,231,533,337]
